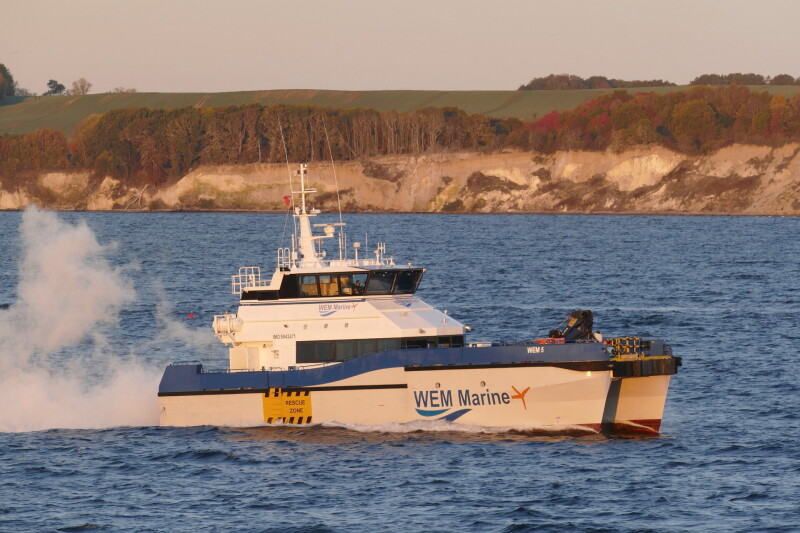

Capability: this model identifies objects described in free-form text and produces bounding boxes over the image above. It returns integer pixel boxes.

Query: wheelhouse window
[299,275,319,297]
[272,270,420,300]
[395,270,423,294]
[366,271,396,295]
[319,274,340,297]
[338,274,354,295]
[343,273,367,295]
[279,275,300,299]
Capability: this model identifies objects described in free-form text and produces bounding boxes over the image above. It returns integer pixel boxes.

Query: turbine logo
[511,386,530,410]
[318,303,358,317]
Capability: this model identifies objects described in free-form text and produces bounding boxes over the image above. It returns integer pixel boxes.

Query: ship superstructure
[210,164,464,373]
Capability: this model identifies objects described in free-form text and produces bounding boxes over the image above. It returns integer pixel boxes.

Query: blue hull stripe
[159,343,609,395]
[416,408,450,417]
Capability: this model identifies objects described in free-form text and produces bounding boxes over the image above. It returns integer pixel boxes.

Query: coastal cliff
[2,144,799,215]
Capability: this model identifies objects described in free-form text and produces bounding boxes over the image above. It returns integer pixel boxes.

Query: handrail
[231,266,270,294]
[273,255,397,271]
[277,248,292,270]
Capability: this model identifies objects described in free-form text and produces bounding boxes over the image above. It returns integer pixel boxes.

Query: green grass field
[2,86,799,136]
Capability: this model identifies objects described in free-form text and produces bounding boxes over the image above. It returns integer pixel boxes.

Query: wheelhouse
[241,268,425,301]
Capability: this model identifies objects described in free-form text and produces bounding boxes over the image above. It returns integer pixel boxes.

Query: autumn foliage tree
[528,84,800,154]
[0,129,70,179]
[0,64,16,101]
[770,74,796,85]
[671,100,719,151]
[71,78,92,95]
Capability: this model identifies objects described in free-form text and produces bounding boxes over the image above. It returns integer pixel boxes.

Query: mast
[293,164,323,268]
[285,163,391,271]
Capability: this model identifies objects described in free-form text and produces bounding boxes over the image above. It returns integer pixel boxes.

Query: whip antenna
[277,114,294,204]
[322,115,344,225]
[277,114,295,248]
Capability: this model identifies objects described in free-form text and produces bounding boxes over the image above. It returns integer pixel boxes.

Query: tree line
[689,73,800,86]
[519,73,800,91]
[527,85,800,153]
[519,74,676,91]
[1,105,526,184]
[3,85,800,184]
[0,62,100,97]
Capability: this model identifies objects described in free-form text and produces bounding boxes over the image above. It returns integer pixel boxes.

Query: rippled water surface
[1,211,799,532]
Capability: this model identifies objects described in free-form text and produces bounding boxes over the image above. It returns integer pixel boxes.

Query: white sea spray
[0,207,159,432]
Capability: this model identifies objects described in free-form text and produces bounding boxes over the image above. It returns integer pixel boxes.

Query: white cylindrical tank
[213,315,243,335]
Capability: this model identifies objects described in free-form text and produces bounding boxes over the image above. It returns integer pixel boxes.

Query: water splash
[0,207,158,432]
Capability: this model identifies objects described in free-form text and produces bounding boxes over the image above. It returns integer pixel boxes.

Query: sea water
[0,210,798,532]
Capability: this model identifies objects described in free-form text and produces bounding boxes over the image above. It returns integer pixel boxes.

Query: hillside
[3,145,798,215]
[3,85,788,135]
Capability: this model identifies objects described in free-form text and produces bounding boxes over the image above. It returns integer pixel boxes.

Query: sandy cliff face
[2,144,800,215]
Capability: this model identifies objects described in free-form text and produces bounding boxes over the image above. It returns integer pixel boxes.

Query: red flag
[282,195,292,206]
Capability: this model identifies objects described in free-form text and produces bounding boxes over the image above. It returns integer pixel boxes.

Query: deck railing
[230,266,270,295]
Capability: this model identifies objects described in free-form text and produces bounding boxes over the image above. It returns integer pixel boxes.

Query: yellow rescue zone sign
[263,388,313,424]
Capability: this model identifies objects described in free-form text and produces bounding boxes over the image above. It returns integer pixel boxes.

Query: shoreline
[2,144,799,216]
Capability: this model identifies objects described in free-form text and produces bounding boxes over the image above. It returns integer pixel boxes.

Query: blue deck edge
[159,343,612,394]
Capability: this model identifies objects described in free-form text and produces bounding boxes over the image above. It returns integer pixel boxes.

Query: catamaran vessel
[158,164,681,434]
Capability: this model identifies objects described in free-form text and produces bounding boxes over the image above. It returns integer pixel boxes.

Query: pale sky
[3,0,799,94]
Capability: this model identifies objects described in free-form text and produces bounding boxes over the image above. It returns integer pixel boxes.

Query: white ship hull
[602,375,673,434]
[160,364,612,432]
